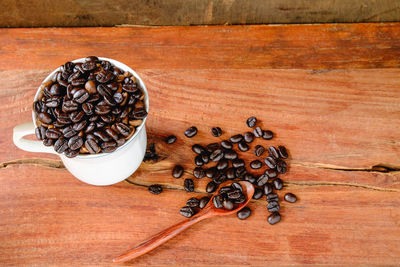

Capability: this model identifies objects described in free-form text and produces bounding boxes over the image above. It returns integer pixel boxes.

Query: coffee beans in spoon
[33,56,147,157]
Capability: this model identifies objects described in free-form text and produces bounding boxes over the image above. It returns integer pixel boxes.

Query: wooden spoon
[113,181,255,263]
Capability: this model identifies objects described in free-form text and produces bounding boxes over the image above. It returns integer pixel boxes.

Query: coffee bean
[82,103,94,115]
[43,138,54,146]
[254,145,265,157]
[206,167,217,178]
[224,149,237,160]
[245,173,256,184]
[265,169,277,178]
[237,207,251,220]
[267,212,281,225]
[257,175,269,186]
[210,149,224,162]
[132,108,148,120]
[200,151,209,164]
[46,128,61,139]
[96,70,114,83]
[246,116,257,128]
[180,206,195,218]
[95,105,111,115]
[193,167,205,178]
[113,92,123,104]
[217,159,229,170]
[268,146,279,159]
[35,126,46,140]
[232,158,245,168]
[235,166,246,179]
[234,195,246,204]
[73,88,89,104]
[45,97,61,108]
[226,167,236,179]
[266,193,278,202]
[276,160,287,174]
[85,122,96,134]
[192,144,205,154]
[184,126,197,138]
[231,182,243,192]
[243,132,254,143]
[85,139,99,154]
[264,156,277,169]
[69,111,85,123]
[227,189,242,200]
[219,186,232,194]
[199,197,210,209]
[213,195,224,209]
[68,136,83,150]
[64,149,79,158]
[38,112,53,124]
[62,100,79,113]
[165,135,177,144]
[148,184,163,195]
[211,127,222,137]
[172,165,184,178]
[253,188,264,199]
[267,201,280,212]
[238,142,249,152]
[101,141,117,153]
[250,160,262,169]
[186,197,199,207]
[284,193,297,203]
[184,179,194,192]
[116,123,131,137]
[262,130,273,140]
[220,140,232,150]
[54,138,69,153]
[49,84,63,96]
[213,172,226,184]
[278,145,288,159]
[62,126,77,138]
[230,134,243,143]
[206,181,218,193]
[223,199,234,210]
[263,184,273,195]
[253,127,263,138]
[73,120,87,132]
[206,143,219,153]
[194,155,204,166]
[94,131,110,142]
[273,178,284,190]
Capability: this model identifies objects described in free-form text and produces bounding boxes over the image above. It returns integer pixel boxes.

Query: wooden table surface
[1,23,399,266]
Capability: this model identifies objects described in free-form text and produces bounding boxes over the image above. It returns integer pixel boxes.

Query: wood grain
[1,0,400,27]
[1,24,400,265]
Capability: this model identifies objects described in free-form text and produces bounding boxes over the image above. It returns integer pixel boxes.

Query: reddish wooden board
[0,24,399,265]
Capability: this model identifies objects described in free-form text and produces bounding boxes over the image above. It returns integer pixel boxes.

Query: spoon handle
[113,212,210,263]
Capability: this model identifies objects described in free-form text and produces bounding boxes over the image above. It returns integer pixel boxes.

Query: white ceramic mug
[13,57,149,186]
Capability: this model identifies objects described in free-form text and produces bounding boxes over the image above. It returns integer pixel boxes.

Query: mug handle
[13,122,57,154]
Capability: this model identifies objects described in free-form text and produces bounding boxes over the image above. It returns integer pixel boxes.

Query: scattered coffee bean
[253,126,263,137]
[237,207,251,220]
[243,132,254,143]
[265,169,277,178]
[206,181,218,193]
[199,197,210,208]
[231,182,243,192]
[266,193,279,202]
[180,206,195,218]
[262,130,273,140]
[253,188,264,199]
[200,151,209,163]
[263,184,273,195]
[232,158,245,168]
[148,184,163,195]
[184,126,198,138]
[273,178,283,190]
[254,145,265,157]
[250,160,262,169]
[184,179,194,192]
[264,156,277,169]
[276,160,287,174]
[172,165,184,178]
[85,139,100,154]
[193,167,205,178]
[210,149,224,162]
[230,134,243,143]
[257,174,269,187]
[211,127,222,137]
[235,166,247,179]
[267,201,280,212]
[244,173,256,184]
[206,143,220,152]
[224,149,238,160]
[220,140,233,150]
[186,197,200,207]
[267,212,281,225]
[206,167,217,178]
[217,159,229,170]
[195,155,204,166]
[165,135,177,144]
[284,193,297,203]
[238,142,249,152]
[268,146,280,159]
[54,138,69,153]
[246,116,257,128]
[226,167,236,179]
[192,144,205,154]
[278,145,288,159]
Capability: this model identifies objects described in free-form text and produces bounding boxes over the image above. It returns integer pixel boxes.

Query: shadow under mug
[13,57,149,186]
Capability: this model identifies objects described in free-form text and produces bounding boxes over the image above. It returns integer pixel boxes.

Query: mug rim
[32,57,149,159]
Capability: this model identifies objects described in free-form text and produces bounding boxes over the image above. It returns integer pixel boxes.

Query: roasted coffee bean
[104,94,117,106]
[107,82,119,91]
[186,197,199,207]
[211,127,222,137]
[87,93,100,103]
[199,197,210,209]
[257,175,269,187]
[253,188,264,199]
[213,173,227,185]
[195,155,204,166]
[73,120,87,132]
[243,132,254,143]
[71,78,86,86]
[284,193,297,203]
[172,165,184,178]
[227,189,242,199]
[54,138,69,153]
[254,145,265,157]
[276,160,287,174]
[192,144,205,154]
[267,212,281,225]
[85,56,98,62]
[46,128,61,139]
[105,128,119,141]
[116,123,131,137]
[262,130,273,140]
[38,112,53,124]
[206,167,217,178]
[223,199,234,210]
[93,131,110,142]
[206,143,219,153]
[266,193,279,202]
[33,101,45,113]
[122,83,137,93]
[264,184,273,195]
[82,61,96,71]
[268,146,279,159]
[225,168,235,179]
[113,92,124,104]
[254,127,263,138]
[89,115,99,122]
[62,100,79,112]
[96,70,114,83]
[210,149,224,162]
[278,145,288,159]
[95,105,111,115]
[62,126,77,138]
[116,138,125,147]
[69,111,85,123]
[232,158,245,168]
[73,88,89,104]
[85,122,96,134]
[206,181,218,193]
[45,97,61,108]
[221,140,233,150]
[193,167,205,178]
[68,136,83,150]
[264,156,277,169]
[273,178,283,190]
[64,149,79,158]
[49,84,63,96]
[231,182,243,192]
[200,151,209,164]
[100,114,114,124]
[43,138,54,146]
[230,134,243,143]
[35,126,46,140]
[234,195,246,204]
[237,207,251,220]
[219,186,232,194]
[184,126,198,138]
[101,141,117,151]
[184,179,194,192]
[235,166,246,179]
[165,135,176,144]
[180,206,195,218]
[97,84,112,97]
[213,195,223,209]
[85,138,99,154]
[216,159,229,170]
[250,160,262,169]
[81,103,93,116]
[267,201,280,212]
[238,142,249,152]
[246,116,257,128]
[244,173,256,184]
[224,149,237,160]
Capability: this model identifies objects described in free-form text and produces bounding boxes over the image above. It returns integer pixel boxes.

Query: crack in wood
[285,181,399,192]
[0,158,65,169]
[292,162,400,173]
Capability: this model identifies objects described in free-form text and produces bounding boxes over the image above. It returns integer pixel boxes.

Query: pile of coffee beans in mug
[163,116,297,225]
[33,56,147,157]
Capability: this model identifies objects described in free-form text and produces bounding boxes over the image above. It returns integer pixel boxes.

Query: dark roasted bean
[216,159,229,170]
[237,207,251,220]
[195,155,204,166]
[192,144,205,154]
[267,212,281,225]
[244,173,256,184]
[62,126,77,138]
[213,195,223,209]
[224,149,237,160]
[193,167,205,179]
[68,136,83,150]
[253,188,264,199]
[210,149,224,162]
[221,140,232,150]
[93,131,110,142]
[264,156,277,169]
[262,130,273,140]
[227,189,242,199]
[54,138,69,153]
[45,128,61,139]
[211,127,222,137]
[116,138,125,147]
[254,145,265,157]
[72,120,87,132]
[264,184,273,195]
[199,197,210,209]
[268,146,280,159]
[85,138,99,154]
[186,197,199,207]
[206,143,219,153]
[223,199,234,210]
[206,167,217,178]
[102,144,117,153]
[49,84,63,96]
[213,172,226,184]
[257,174,269,187]
[250,160,262,169]
[165,135,177,144]
[45,97,61,108]
[116,123,131,137]
[284,193,297,203]
[267,201,280,212]
[184,179,194,192]
[122,83,137,93]
[85,122,96,133]
[276,160,287,174]
[273,178,283,190]
[231,182,243,192]
[43,138,54,146]
[265,169,277,178]
[64,149,79,158]
[38,112,53,124]
[172,165,184,178]
[105,128,119,141]
[226,168,236,179]
[243,132,254,143]
[238,142,249,152]
[230,134,243,143]
[96,70,114,83]
[180,206,195,218]
[219,186,232,194]
[234,195,246,204]
[62,100,79,112]
[232,158,245,168]
[246,116,257,128]
[266,193,279,202]
[278,145,288,159]
[73,88,89,104]
[184,126,197,138]
[35,126,46,140]
[97,84,112,97]
[71,78,86,86]
[104,94,117,106]
[69,111,85,123]
[113,92,124,104]
[95,105,111,115]
[206,181,218,193]
[200,151,209,164]
[96,121,105,129]
[254,126,263,137]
